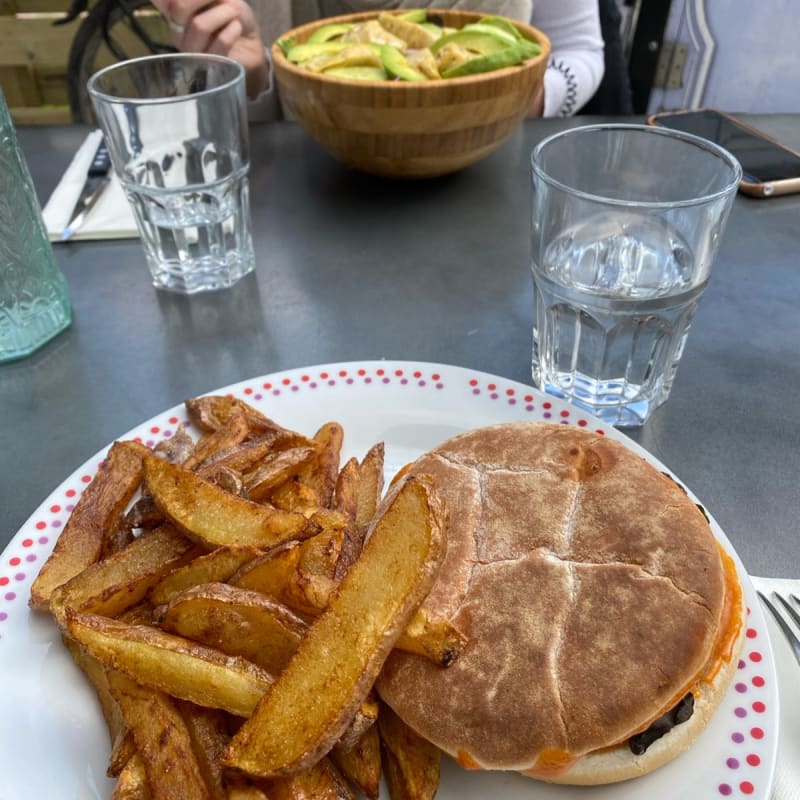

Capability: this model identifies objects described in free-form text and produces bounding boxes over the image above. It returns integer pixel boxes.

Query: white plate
[0,361,778,800]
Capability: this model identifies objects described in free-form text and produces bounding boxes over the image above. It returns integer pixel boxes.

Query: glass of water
[88,54,254,294]
[530,124,741,427]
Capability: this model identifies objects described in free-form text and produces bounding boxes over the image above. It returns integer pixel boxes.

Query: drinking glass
[0,90,71,362]
[530,123,742,427]
[88,54,255,294]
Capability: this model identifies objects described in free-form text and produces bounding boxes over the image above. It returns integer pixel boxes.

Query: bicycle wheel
[67,0,175,124]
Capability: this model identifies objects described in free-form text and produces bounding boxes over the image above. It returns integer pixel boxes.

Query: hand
[152,0,269,99]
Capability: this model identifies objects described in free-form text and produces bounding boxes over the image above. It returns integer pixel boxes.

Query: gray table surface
[3,115,799,578]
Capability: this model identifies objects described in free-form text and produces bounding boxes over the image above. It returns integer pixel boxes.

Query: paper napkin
[751,576,800,800]
[42,129,139,242]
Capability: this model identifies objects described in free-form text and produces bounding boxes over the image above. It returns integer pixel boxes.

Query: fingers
[181,2,240,53]
[160,0,214,43]
[206,18,244,56]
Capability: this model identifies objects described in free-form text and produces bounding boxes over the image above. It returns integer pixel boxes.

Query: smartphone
[647,109,800,198]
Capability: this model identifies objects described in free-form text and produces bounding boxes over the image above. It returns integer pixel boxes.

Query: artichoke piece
[377,11,437,49]
[324,66,388,81]
[434,42,474,74]
[476,15,523,41]
[304,44,384,74]
[342,19,405,48]
[380,45,427,81]
[406,48,441,80]
[286,41,347,64]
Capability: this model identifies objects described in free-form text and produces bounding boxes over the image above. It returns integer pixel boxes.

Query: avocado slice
[476,16,523,41]
[420,22,443,40]
[459,22,518,46]
[286,41,347,63]
[324,65,388,81]
[396,9,427,23]
[440,43,526,78]
[307,23,354,44]
[430,29,511,56]
[380,44,427,81]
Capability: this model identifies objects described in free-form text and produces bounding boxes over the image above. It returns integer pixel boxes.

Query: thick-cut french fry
[185,396,289,438]
[224,781,269,800]
[102,519,137,560]
[356,443,385,531]
[183,410,250,472]
[63,636,125,744]
[209,467,247,498]
[378,703,441,800]
[297,511,347,580]
[111,754,150,800]
[395,606,467,668]
[331,724,381,800]
[231,534,466,666]
[256,757,356,800]
[222,476,447,778]
[118,602,156,625]
[297,422,344,508]
[149,546,264,606]
[30,440,150,612]
[124,496,165,532]
[332,458,361,580]
[244,447,318,503]
[337,692,379,750]
[67,611,273,717]
[107,670,213,800]
[229,542,301,601]
[109,728,137,778]
[153,424,195,465]
[50,525,198,629]
[178,702,231,800]
[144,456,320,549]
[269,480,322,514]
[196,436,291,481]
[230,531,342,619]
[159,583,307,674]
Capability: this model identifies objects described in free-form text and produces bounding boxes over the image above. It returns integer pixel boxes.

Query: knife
[60,136,112,242]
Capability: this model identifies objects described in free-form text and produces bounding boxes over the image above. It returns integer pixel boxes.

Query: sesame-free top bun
[376,422,745,785]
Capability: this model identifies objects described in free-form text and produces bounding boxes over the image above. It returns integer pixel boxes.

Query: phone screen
[652,111,800,183]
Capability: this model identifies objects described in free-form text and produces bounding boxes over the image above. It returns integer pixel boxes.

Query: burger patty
[377,423,728,772]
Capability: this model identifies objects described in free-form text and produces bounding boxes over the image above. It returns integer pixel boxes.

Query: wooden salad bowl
[270,10,551,178]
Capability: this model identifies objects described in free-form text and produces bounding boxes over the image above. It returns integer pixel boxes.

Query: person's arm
[532,0,605,117]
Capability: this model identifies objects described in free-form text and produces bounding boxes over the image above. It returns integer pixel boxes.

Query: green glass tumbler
[0,91,71,362]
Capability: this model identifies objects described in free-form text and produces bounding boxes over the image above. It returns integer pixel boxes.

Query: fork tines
[757,590,800,666]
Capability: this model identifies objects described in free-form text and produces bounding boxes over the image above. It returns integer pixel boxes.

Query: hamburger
[376,422,745,785]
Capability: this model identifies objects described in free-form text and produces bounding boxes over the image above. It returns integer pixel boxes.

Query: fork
[757,590,800,666]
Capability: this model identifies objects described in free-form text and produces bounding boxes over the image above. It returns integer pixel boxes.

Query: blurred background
[1,0,797,125]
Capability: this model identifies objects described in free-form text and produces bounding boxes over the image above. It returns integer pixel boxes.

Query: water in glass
[531,214,704,427]
[124,141,254,294]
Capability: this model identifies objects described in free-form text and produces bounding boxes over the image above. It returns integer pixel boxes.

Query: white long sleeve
[534,0,605,117]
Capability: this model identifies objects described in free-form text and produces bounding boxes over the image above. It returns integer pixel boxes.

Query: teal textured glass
[0,91,71,362]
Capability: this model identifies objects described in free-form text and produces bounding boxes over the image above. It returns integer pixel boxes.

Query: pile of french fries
[29,395,459,800]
